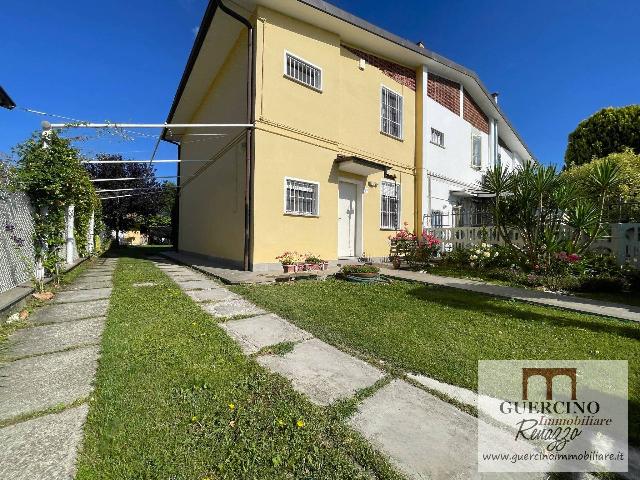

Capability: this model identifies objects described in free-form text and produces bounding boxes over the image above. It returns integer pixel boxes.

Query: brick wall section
[427,74,460,115]
[463,89,489,134]
[342,45,416,91]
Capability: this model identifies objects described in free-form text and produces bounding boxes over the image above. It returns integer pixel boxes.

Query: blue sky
[1,0,638,178]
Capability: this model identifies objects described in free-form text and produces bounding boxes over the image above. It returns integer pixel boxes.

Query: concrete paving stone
[168,274,207,282]
[349,380,544,480]
[186,288,238,303]
[202,299,266,318]
[257,338,384,405]
[29,299,109,325]
[76,273,113,281]
[5,318,105,359]
[0,346,99,422]
[175,279,221,291]
[63,280,113,291]
[74,277,112,286]
[52,287,112,304]
[407,372,477,408]
[220,314,313,354]
[0,404,89,480]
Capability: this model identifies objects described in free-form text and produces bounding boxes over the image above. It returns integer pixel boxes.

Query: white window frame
[283,177,320,217]
[471,134,482,169]
[380,180,401,230]
[431,128,445,148]
[380,86,404,140]
[283,51,323,92]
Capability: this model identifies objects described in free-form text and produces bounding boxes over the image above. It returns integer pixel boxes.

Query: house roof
[0,86,16,110]
[165,0,534,160]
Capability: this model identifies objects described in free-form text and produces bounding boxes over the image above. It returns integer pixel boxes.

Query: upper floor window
[285,52,322,91]
[431,128,445,147]
[380,180,400,230]
[472,134,482,168]
[496,152,502,169]
[285,178,319,216]
[381,86,403,139]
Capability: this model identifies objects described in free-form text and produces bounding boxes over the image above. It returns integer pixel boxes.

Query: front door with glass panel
[338,181,357,257]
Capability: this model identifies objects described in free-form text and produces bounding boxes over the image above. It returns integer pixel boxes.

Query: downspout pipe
[216,0,255,272]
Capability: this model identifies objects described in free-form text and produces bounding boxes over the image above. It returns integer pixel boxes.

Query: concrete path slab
[29,299,109,324]
[0,405,89,480]
[0,346,99,422]
[186,288,239,303]
[349,380,543,480]
[175,279,221,291]
[383,268,640,322]
[407,372,477,408]
[4,318,105,360]
[221,314,313,354]
[75,274,113,282]
[258,338,384,405]
[52,287,112,304]
[202,299,266,318]
[169,274,208,283]
[63,280,112,291]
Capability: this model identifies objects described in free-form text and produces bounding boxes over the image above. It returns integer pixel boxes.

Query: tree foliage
[85,156,176,244]
[13,130,100,272]
[482,159,622,270]
[562,149,640,222]
[565,105,640,168]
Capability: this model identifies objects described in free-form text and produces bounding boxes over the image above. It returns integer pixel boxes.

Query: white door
[338,181,357,257]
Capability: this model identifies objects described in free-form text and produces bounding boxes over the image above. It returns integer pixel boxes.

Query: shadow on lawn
[406,284,640,341]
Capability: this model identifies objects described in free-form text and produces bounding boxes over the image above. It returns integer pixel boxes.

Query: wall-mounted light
[359,58,366,70]
[368,181,378,188]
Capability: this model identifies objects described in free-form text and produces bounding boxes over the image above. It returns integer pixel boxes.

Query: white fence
[427,223,640,268]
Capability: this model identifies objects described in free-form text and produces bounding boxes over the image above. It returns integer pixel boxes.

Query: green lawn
[76,249,402,480]
[234,278,640,445]
[425,264,640,307]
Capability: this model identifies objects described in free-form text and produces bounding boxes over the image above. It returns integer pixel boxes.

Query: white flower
[482,243,488,248]
[494,252,499,257]
[484,251,490,258]
[470,255,477,260]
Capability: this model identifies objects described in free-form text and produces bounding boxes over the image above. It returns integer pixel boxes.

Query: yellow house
[163,0,533,271]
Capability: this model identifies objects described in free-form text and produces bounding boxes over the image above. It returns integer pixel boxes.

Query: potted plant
[340,264,380,278]
[303,254,325,271]
[276,251,300,273]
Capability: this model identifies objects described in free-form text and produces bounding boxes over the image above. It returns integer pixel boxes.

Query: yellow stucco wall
[251,6,416,267]
[178,33,248,266]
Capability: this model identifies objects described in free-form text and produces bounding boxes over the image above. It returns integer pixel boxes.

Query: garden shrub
[340,265,379,275]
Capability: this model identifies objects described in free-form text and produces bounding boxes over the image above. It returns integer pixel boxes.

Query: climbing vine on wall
[13,130,100,273]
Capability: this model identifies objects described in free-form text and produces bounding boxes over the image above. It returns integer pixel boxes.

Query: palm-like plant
[481,159,622,270]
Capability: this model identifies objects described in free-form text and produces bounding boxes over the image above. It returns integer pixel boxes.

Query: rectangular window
[431,210,443,228]
[472,134,482,168]
[285,178,319,216]
[285,52,322,91]
[381,86,403,139]
[380,180,400,229]
[431,128,445,147]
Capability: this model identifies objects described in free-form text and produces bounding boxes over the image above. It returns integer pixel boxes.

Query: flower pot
[306,263,321,271]
[282,264,296,273]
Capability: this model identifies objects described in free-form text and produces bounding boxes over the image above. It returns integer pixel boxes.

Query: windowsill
[380,131,404,142]
[430,141,445,149]
[470,165,482,170]
[380,227,400,231]
[283,74,323,93]
[284,212,320,218]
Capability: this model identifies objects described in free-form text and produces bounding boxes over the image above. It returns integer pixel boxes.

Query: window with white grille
[380,180,400,229]
[381,87,403,139]
[431,128,445,147]
[285,52,322,91]
[472,134,482,168]
[285,178,319,216]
